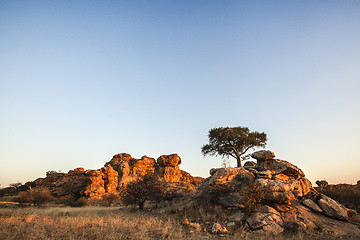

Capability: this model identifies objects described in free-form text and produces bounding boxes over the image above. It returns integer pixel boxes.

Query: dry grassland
[0,206,348,240]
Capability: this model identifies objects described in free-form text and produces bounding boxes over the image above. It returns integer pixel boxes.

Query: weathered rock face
[34,165,119,199]
[105,153,201,187]
[302,198,323,213]
[33,153,202,200]
[247,205,284,234]
[317,194,348,221]
[106,154,156,187]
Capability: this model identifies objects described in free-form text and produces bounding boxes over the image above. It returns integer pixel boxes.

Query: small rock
[346,208,357,218]
[189,223,202,232]
[226,222,236,228]
[24,216,33,223]
[181,219,190,225]
[211,223,229,234]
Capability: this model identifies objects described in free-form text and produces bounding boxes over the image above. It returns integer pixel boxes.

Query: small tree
[9,182,22,190]
[316,180,328,189]
[201,126,267,167]
[122,173,164,209]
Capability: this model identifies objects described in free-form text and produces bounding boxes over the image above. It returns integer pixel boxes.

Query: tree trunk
[139,201,145,210]
[236,155,242,168]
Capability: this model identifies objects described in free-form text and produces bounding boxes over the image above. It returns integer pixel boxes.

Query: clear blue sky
[1,1,359,187]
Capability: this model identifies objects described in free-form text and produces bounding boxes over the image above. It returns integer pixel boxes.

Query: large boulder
[256,177,312,203]
[208,167,254,185]
[318,194,348,221]
[302,198,323,213]
[251,150,275,161]
[256,158,305,179]
[246,205,284,234]
[157,154,182,167]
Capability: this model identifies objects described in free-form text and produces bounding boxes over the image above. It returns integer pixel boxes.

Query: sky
[1,1,359,187]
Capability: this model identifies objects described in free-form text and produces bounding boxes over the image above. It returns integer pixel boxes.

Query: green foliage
[16,187,53,206]
[201,126,267,167]
[122,173,165,209]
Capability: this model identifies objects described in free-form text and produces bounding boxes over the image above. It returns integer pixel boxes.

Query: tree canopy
[201,126,267,167]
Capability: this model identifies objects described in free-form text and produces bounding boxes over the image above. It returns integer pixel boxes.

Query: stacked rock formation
[194,150,357,235]
[106,153,202,188]
[33,153,202,200]
[249,150,312,203]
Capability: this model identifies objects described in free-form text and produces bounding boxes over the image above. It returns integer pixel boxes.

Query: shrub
[102,192,120,206]
[122,173,165,209]
[198,183,232,206]
[69,197,89,207]
[242,181,267,215]
[16,187,53,206]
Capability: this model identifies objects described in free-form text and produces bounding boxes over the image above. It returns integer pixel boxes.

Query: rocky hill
[173,150,360,237]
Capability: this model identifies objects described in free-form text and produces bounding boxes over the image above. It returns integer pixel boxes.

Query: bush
[16,187,53,206]
[122,173,165,209]
[242,181,267,215]
[69,197,89,207]
[198,183,232,206]
[102,192,120,206]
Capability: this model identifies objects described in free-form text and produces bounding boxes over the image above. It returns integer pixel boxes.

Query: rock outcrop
[188,150,358,236]
[105,153,202,188]
[33,153,202,200]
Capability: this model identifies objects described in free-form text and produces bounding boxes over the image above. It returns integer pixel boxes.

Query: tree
[122,173,165,209]
[201,126,267,167]
[316,180,328,189]
[9,182,22,190]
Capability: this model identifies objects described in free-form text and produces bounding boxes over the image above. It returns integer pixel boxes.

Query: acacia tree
[201,126,267,167]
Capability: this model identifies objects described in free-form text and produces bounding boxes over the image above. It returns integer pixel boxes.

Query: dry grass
[0,207,191,240]
[0,206,352,240]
